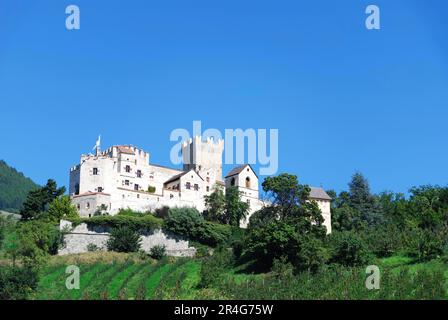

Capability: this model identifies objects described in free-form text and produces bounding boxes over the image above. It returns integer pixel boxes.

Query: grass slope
[34,256,201,300]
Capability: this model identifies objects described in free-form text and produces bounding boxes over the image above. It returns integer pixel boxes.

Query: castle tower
[182,136,224,183]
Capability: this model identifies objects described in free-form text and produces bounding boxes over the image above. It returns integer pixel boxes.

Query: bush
[409,229,445,261]
[107,226,141,253]
[87,243,100,252]
[75,214,163,232]
[164,207,231,247]
[147,186,156,193]
[149,245,166,260]
[0,266,38,300]
[154,206,170,219]
[329,231,372,267]
[199,247,234,288]
[244,219,328,272]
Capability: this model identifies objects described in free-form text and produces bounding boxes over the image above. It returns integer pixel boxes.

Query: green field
[30,252,448,300]
[33,256,203,300]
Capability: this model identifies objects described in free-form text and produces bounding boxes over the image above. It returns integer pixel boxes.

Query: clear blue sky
[0,0,447,194]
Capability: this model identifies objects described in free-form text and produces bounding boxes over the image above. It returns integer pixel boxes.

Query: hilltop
[0,160,39,213]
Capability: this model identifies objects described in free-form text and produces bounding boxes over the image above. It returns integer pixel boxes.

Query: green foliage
[204,184,226,223]
[245,219,328,272]
[408,228,445,261]
[149,245,166,260]
[20,179,65,221]
[76,213,163,232]
[164,207,231,247]
[94,204,109,216]
[243,174,327,272]
[45,196,79,223]
[0,266,39,300]
[3,220,60,268]
[87,243,100,252]
[218,264,446,300]
[147,185,156,193]
[0,160,39,213]
[107,226,142,253]
[225,186,249,226]
[329,231,372,266]
[204,185,249,227]
[262,173,311,219]
[199,247,234,288]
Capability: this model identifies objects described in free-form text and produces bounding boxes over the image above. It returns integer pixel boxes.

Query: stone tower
[182,136,225,183]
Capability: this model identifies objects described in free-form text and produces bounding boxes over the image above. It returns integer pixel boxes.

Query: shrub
[154,206,170,219]
[164,207,231,247]
[107,226,141,253]
[199,247,234,288]
[329,231,372,267]
[87,243,100,252]
[147,186,156,193]
[409,229,445,261]
[75,214,163,232]
[149,245,166,260]
[0,266,38,300]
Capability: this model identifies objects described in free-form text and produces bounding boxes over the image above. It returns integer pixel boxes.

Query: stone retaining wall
[58,220,196,257]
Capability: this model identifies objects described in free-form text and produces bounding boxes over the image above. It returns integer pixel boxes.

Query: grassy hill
[33,254,202,300]
[0,160,38,213]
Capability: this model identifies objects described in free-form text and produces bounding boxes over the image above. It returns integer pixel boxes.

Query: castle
[69,137,332,231]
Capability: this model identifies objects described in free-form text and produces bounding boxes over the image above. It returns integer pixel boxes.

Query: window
[194,184,199,191]
[125,165,131,173]
[206,186,210,192]
[86,202,90,209]
[186,182,191,190]
[125,180,130,186]
[98,187,103,192]
[75,183,80,195]
[247,199,250,205]
[245,177,251,188]
[77,204,80,210]
[93,168,98,175]
[134,184,139,191]
[136,170,142,178]
[206,177,210,182]
[231,177,235,186]
[137,194,140,199]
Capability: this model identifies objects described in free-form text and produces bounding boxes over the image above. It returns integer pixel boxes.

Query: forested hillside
[0,160,39,213]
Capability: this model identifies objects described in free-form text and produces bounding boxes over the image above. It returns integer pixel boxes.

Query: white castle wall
[58,220,196,257]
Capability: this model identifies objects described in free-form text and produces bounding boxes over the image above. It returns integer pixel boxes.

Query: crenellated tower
[181,136,224,184]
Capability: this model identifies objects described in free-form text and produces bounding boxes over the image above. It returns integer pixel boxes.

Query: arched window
[245,177,251,188]
[231,177,235,186]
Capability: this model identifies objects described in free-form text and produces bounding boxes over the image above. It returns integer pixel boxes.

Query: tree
[350,172,384,226]
[107,226,141,253]
[329,231,372,266]
[45,196,79,223]
[20,179,65,220]
[225,186,249,227]
[261,174,310,219]
[243,174,327,272]
[204,184,226,223]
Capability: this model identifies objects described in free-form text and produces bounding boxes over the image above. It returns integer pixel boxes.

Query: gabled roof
[163,169,204,185]
[225,164,258,179]
[309,187,332,201]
